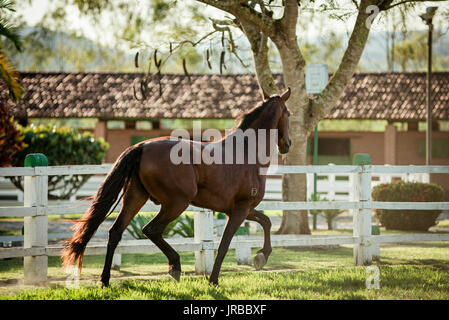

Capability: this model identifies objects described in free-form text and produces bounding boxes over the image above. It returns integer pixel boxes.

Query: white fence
[0,158,448,284]
[0,168,430,203]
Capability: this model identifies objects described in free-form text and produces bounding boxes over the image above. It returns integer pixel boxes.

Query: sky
[17,0,449,54]
[20,0,109,43]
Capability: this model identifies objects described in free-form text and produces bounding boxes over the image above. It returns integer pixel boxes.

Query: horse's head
[262,88,291,154]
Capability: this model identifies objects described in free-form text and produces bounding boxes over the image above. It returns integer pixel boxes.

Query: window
[309,138,351,156]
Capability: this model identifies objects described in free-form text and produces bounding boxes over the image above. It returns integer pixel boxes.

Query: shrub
[308,193,323,230]
[372,181,444,231]
[172,215,195,238]
[308,193,343,230]
[0,104,26,167]
[126,214,191,239]
[9,124,109,199]
[321,208,343,230]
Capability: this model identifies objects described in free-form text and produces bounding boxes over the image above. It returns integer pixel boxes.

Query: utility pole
[420,6,438,166]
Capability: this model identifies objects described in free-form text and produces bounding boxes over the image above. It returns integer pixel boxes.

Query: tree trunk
[277,132,310,234]
[198,0,389,235]
[312,214,318,231]
[275,39,311,235]
[327,218,333,230]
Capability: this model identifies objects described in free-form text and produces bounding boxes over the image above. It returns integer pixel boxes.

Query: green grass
[0,240,448,300]
[0,228,21,236]
[437,219,449,228]
[3,265,448,300]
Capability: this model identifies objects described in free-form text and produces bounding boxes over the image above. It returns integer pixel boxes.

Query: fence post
[371,225,381,261]
[352,153,372,266]
[111,254,121,270]
[194,210,214,275]
[235,240,252,265]
[23,153,48,285]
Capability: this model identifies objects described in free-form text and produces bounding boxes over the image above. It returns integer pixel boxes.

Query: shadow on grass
[117,278,230,300]
[2,263,448,299]
[285,245,352,256]
[382,242,449,249]
[377,258,449,270]
[0,257,23,273]
[265,246,354,270]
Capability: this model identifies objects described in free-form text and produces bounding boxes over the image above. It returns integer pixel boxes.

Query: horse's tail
[61,144,144,273]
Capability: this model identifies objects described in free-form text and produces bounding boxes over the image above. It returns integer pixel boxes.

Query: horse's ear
[260,87,270,101]
[280,87,291,102]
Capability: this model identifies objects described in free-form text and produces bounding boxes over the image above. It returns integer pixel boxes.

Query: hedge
[372,181,444,231]
[9,125,109,199]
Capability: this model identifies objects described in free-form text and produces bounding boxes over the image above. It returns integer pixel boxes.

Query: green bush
[126,214,192,239]
[9,124,109,199]
[321,208,343,230]
[172,215,195,238]
[308,193,343,230]
[308,193,324,231]
[372,181,444,231]
[0,105,26,167]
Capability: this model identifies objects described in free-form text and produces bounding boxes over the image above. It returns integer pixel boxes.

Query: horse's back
[137,138,198,205]
[136,138,266,213]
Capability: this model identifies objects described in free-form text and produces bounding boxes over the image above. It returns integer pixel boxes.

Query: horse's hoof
[168,268,181,282]
[253,252,267,270]
[100,274,110,288]
[208,279,219,287]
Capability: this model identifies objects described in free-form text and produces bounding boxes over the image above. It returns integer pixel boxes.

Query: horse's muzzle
[279,139,291,154]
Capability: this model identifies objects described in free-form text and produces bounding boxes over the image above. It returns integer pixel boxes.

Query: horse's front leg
[208,206,249,286]
[246,209,272,270]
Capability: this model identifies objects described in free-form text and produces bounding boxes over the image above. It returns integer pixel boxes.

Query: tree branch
[210,18,250,68]
[280,0,299,42]
[307,0,382,131]
[160,29,219,66]
[197,0,276,37]
[239,20,277,95]
[351,0,360,9]
[384,0,448,11]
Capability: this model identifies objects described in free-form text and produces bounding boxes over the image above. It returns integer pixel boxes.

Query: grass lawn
[437,219,449,228]
[0,238,448,300]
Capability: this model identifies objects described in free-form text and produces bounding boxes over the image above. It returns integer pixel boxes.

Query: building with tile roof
[2,71,449,198]
[4,72,449,121]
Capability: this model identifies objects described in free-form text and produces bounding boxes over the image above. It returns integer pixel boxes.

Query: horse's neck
[253,106,280,130]
[219,111,279,167]
[254,110,280,167]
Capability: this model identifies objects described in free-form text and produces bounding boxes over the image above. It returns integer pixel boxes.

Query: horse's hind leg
[246,209,272,270]
[142,201,189,281]
[100,175,149,287]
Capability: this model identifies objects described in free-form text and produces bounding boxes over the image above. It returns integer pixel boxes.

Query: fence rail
[0,153,449,284]
[0,165,437,203]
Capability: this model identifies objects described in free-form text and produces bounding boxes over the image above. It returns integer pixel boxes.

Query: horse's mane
[234,99,272,131]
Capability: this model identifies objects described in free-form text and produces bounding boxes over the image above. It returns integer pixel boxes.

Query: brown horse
[62,87,291,286]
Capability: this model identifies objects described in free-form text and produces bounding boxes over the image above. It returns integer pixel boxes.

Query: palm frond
[0,51,23,101]
[0,0,15,12]
[0,19,22,51]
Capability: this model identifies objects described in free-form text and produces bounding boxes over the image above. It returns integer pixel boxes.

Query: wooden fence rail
[0,153,449,284]
[0,165,433,203]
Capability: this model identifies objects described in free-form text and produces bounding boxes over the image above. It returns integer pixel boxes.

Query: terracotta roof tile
[2,72,448,120]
